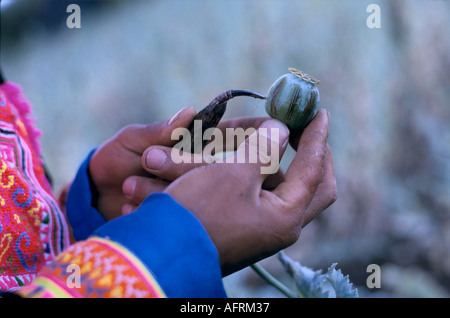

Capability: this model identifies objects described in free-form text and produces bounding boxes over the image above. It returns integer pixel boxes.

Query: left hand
[88,107,197,221]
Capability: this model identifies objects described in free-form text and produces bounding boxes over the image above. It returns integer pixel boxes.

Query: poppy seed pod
[265,68,320,130]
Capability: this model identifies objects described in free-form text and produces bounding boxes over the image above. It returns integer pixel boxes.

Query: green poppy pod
[265,68,320,130]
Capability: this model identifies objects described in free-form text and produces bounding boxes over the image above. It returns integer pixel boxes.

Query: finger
[273,109,330,210]
[216,116,269,132]
[262,167,285,190]
[288,111,329,151]
[303,144,337,226]
[215,116,270,152]
[233,118,290,184]
[145,120,289,182]
[122,175,169,205]
[119,106,197,154]
[141,145,209,181]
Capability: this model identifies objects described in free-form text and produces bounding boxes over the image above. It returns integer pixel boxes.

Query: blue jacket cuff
[66,149,106,241]
[93,193,227,298]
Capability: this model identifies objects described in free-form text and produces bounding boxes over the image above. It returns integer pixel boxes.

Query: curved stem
[231,90,266,100]
[250,263,297,298]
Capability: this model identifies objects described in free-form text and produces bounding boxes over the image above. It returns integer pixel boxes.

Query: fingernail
[145,148,167,170]
[259,119,290,146]
[122,178,136,198]
[168,107,188,126]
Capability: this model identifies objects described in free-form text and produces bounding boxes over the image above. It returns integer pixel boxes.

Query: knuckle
[285,227,301,246]
[120,123,144,134]
[118,124,145,141]
[330,185,338,204]
[271,205,303,248]
[326,178,338,206]
[275,226,301,249]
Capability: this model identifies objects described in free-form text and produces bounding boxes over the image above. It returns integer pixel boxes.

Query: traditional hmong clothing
[0,82,226,298]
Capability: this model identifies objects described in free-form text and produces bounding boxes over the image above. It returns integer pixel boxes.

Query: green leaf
[278,251,329,298]
[325,263,359,298]
[277,252,359,298]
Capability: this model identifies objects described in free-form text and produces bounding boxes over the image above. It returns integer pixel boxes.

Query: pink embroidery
[0,83,71,290]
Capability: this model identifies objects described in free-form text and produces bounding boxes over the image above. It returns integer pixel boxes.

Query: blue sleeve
[66,149,107,241]
[93,193,227,298]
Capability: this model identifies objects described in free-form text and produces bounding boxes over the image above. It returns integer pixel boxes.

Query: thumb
[120,106,197,154]
[234,119,290,179]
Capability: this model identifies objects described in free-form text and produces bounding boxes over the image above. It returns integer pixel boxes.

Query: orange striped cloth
[17,237,165,298]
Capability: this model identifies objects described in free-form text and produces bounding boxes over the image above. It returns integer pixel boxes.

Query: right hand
[137,109,337,276]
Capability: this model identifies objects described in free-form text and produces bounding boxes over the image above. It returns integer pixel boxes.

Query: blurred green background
[1,0,449,298]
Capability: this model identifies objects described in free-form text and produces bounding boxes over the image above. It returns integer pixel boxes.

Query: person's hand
[121,116,286,212]
[160,109,336,276]
[88,107,198,221]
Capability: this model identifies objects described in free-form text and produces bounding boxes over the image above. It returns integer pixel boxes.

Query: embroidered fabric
[0,83,71,291]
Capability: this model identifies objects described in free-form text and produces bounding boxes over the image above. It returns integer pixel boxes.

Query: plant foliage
[278,251,359,298]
